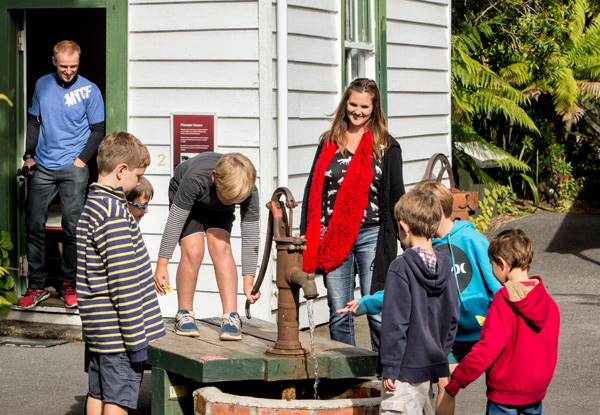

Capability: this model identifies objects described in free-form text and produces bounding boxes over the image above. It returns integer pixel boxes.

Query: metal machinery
[423,153,479,220]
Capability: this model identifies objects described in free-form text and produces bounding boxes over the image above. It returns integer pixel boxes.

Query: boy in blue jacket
[415,180,501,411]
[339,188,459,414]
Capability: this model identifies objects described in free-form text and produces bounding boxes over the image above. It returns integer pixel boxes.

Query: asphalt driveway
[0,211,598,414]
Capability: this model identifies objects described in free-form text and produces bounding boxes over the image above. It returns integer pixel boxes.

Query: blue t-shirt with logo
[29,73,105,170]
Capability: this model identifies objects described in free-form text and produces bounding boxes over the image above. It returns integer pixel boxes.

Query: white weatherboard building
[1,0,451,327]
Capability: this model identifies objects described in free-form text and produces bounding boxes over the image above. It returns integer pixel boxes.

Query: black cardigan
[300,136,405,294]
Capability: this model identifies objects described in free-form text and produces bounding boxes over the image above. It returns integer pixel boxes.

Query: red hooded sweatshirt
[445,276,560,405]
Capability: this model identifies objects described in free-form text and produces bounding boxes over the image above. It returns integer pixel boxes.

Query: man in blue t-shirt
[17,40,105,310]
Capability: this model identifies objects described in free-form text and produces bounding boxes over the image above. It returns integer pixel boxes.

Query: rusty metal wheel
[422,153,455,188]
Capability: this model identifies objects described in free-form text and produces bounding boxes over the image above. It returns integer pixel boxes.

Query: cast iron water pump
[246,187,318,356]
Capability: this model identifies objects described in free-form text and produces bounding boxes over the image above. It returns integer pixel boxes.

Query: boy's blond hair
[97,132,151,175]
[394,188,442,239]
[414,179,454,219]
[488,228,534,271]
[126,176,154,202]
[213,153,256,204]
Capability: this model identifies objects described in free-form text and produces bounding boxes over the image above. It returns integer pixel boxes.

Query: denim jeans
[486,400,542,415]
[25,163,88,289]
[324,226,381,351]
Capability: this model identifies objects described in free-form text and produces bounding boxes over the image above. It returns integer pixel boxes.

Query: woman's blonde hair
[214,153,256,204]
[97,131,151,175]
[320,78,391,160]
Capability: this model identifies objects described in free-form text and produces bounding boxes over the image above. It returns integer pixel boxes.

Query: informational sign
[171,113,217,169]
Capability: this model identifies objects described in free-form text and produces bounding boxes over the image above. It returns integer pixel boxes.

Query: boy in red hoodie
[438,228,560,415]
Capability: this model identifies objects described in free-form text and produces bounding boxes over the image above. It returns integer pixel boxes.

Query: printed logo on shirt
[437,244,473,292]
[64,85,93,107]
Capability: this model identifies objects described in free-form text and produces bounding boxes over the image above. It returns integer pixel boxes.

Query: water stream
[307,299,319,398]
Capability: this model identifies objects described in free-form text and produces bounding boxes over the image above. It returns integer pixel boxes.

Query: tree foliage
[451,0,600,207]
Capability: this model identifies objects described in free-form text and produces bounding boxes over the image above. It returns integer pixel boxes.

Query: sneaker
[16,288,50,309]
[60,282,78,308]
[219,312,242,341]
[174,310,200,337]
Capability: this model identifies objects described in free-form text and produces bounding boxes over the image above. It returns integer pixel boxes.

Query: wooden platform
[147,317,378,384]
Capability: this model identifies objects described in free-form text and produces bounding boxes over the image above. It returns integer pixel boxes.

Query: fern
[577,81,600,99]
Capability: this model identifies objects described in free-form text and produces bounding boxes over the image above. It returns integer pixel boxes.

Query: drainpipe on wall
[277,0,288,187]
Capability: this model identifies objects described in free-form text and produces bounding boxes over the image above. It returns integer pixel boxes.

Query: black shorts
[87,352,144,409]
[180,204,235,241]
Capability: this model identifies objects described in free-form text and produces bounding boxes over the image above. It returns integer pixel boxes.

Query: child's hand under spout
[336,299,360,315]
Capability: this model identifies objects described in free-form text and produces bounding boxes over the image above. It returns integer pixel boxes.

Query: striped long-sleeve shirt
[157,152,260,276]
[76,184,165,360]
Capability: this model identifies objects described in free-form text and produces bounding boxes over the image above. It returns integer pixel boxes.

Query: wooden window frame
[341,0,387,114]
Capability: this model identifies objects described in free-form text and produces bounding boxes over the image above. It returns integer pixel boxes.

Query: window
[344,0,376,85]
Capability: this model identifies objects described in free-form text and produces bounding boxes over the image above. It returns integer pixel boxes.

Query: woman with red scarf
[300,78,405,351]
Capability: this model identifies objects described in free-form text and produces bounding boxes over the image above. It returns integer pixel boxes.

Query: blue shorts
[448,341,477,365]
[486,400,542,415]
[88,352,144,409]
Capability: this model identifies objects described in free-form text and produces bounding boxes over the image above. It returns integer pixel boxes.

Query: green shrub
[471,186,518,234]
[0,231,18,313]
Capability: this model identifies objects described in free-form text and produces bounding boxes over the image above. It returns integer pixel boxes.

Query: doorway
[0,1,127,298]
[21,8,106,292]
[25,9,106,110]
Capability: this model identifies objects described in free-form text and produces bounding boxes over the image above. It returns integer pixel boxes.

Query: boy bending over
[438,228,560,415]
[77,132,166,415]
[154,152,260,340]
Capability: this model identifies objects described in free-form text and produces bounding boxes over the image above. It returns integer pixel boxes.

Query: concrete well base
[194,380,381,415]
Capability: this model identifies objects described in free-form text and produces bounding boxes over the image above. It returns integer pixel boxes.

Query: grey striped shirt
[157,153,260,276]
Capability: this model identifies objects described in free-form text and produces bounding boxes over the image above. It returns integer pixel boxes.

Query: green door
[0,0,127,294]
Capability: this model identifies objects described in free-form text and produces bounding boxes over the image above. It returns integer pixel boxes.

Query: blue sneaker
[219,312,242,340]
[174,309,200,337]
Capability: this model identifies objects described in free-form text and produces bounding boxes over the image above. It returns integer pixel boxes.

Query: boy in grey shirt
[154,152,260,340]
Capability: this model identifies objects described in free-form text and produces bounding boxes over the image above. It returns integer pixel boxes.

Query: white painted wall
[127,0,275,322]
[284,0,342,326]
[125,0,452,329]
[386,0,452,187]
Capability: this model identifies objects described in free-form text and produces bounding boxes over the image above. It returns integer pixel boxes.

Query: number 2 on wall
[157,154,166,167]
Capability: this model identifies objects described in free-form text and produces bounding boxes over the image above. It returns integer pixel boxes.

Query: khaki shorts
[380,379,435,415]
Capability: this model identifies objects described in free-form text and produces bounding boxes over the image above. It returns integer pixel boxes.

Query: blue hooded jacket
[433,220,502,342]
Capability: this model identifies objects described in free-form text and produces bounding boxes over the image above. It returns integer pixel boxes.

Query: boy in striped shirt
[77,132,165,415]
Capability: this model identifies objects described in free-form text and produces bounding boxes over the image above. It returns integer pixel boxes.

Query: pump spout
[289,270,318,300]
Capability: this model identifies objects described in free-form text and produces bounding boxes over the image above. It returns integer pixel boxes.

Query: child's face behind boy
[128,194,150,223]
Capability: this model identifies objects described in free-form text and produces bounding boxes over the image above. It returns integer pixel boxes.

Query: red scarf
[303,130,374,273]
